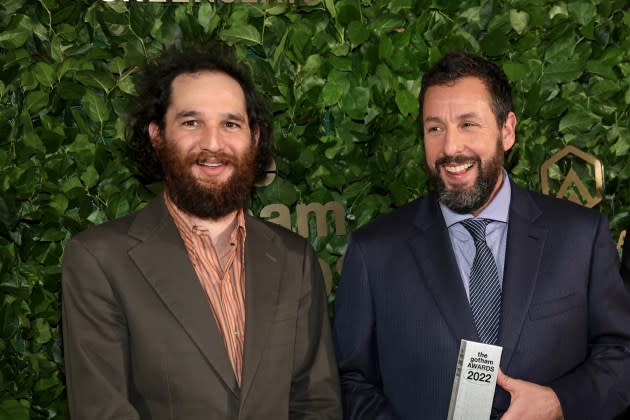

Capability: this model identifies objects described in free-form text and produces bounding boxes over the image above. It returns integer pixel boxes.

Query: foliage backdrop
[1,0,629,418]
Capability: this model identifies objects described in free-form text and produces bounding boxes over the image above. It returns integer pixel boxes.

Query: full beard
[159,143,257,220]
[428,137,504,214]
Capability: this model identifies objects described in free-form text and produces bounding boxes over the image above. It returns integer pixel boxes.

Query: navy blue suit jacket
[333,181,630,420]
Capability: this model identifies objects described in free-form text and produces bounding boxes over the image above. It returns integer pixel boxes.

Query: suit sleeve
[622,228,630,287]
[289,240,343,419]
[332,236,399,420]
[548,214,630,419]
[62,238,140,420]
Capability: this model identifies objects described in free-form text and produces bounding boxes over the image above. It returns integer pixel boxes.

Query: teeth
[199,162,222,167]
[444,162,473,173]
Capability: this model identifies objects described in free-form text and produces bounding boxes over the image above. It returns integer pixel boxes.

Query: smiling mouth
[198,161,224,168]
[443,161,475,174]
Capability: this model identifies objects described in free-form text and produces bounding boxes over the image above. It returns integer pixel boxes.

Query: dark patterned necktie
[460,218,501,344]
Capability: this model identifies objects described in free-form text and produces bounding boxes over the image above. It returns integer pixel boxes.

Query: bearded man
[62,44,341,420]
[332,51,630,420]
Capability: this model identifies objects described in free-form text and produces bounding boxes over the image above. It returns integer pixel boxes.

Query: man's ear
[252,126,260,146]
[501,111,517,152]
[148,122,161,150]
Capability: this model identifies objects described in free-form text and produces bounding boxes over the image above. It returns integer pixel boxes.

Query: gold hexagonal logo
[540,145,604,208]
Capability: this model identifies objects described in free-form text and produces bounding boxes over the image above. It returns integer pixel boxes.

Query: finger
[496,369,511,391]
[500,409,515,420]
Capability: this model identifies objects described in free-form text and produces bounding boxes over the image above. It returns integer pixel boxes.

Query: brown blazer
[62,194,341,419]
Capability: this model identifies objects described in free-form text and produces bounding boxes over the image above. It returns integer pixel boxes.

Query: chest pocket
[528,293,583,320]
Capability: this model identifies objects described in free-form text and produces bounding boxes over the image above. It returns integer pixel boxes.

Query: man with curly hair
[62,43,341,420]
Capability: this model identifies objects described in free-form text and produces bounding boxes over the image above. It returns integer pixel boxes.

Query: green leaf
[558,110,601,133]
[480,28,511,55]
[87,208,107,225]
[0,302,20,339]
[549,4,569,20]
[34,62,57,88]
[567,1,596,26]
[49,194,69,216]
[61,175,83,193]
[543,60,583,83]
[23,131,46,154]
[104,1,128,14]
[265,4,287,16]
[379,35,393,60]
[25,91,49,113]
[33,318,52,344]
[341,86,370,120]
[261,176,299,205]
[197,2,217,33]
[74,71,116,92]
[502,61,529,81]
[320,80,348,106]
[301,54,323,76]
[348,21,370,47]
[117,76,136,96]
[81,166,100,189]
[50,35,64,62]
[106,195,130,219]
[272,29,289,70]
[611,137,630,157]
[220,25,262,45]
[0,400,29,420]
[0,15,33,48]
[509,9,529,35]
[324,0,337,18]
[395,89,419,117]
[82,90,110,124]
[0,29,29,48]
[336,1,361,26]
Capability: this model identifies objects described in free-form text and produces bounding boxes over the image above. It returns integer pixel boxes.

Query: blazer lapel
[499,183,548,368]
[127,195,239,396]
[239,217,283,405]
[408,196,480,342]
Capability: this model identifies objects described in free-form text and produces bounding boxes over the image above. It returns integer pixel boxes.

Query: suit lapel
[239,217,283,405]
[408,196,480,342]
[499,183,548,368]
[127,195,239,397]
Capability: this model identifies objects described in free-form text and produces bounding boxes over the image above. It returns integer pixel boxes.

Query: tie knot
[460,218,491,243]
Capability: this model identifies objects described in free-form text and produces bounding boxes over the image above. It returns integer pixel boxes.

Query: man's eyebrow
[423,112,483,123]
[224,112,247,122]
[423,115,443,123]
[174,110,202,119]
[457,112,482,120]
[173,110,247,122]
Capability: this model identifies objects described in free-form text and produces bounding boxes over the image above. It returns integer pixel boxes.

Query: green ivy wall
[1,0,629,418]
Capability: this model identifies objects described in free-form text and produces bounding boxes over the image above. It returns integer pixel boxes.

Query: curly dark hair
[126,42,273,183]
[419,51,513,129]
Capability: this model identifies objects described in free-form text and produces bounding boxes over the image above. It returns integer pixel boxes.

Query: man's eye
[183,120,199,127]
[225,121,240,129]
[426,126,442,133]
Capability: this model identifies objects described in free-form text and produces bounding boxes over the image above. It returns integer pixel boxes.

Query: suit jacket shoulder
[245,213,311,252]
[511,182,603,222]
[349,195,442,243]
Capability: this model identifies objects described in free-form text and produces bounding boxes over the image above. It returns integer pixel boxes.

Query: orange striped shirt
[164,193,246,385]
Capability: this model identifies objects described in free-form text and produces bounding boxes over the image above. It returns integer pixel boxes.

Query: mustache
[435,155,480,167]
[190,150,236,165]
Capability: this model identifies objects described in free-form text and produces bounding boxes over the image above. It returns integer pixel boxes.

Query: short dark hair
[126,42,273,183]
[419,51,513,128]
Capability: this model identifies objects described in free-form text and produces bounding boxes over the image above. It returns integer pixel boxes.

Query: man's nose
[200,126,223,151]
[442,128,465,156]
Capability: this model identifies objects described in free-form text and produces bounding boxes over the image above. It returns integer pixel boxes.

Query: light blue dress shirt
[439,170,511,301]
